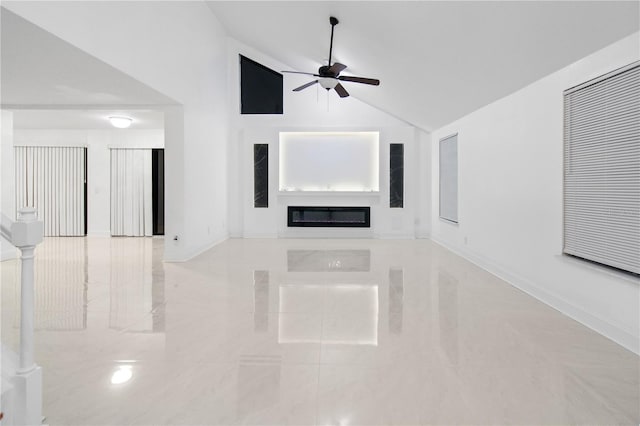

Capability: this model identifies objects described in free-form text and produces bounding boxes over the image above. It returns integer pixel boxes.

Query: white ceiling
[208,1,639,130]
[0,7,176,107]
[12,109,165,130]
[2,3,637,132]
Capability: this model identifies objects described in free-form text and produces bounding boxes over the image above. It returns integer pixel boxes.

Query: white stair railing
[1,208,43,425]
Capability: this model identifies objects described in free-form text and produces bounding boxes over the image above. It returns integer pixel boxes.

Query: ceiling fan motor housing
[318,65,338,77]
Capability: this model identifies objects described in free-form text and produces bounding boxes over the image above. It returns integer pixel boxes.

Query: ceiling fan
[282,16,380,98]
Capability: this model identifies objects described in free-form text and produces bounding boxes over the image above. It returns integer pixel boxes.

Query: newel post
[11,207,43,425]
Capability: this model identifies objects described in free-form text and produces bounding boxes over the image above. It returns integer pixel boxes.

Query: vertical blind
[564,62,640,274]
[15,146,86,236]
[439,134,459,223]
[110,149,153,237]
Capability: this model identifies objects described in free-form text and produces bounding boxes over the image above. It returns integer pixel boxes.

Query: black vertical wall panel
[84,148,88,235]
[254,144,269,208]
[390,144,404,208]
[152,149,165,235]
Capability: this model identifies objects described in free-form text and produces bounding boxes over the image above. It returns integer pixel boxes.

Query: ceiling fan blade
[334,83,349,98]
[282,70,319,77]
[338,75,380,86]
[328,62,347,75]
[293,80,319,92]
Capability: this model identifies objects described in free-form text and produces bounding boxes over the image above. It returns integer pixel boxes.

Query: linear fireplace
[287,206,371,228]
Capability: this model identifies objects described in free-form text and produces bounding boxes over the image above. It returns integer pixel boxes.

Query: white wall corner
[167,232,229,263]
[378,232,416,240]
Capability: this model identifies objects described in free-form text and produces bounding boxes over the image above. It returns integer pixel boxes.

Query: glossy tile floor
[1,237,639,425]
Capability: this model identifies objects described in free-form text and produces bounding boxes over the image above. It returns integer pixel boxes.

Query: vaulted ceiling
[2,2,638,131]
[208,1,639,131]
[1,8,176,108]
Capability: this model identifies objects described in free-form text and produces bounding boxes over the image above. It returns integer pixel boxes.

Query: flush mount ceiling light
[108,116,133,129]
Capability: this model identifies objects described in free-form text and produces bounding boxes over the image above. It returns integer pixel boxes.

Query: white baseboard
[431,236,639,355]
[166,233,229,262]
[233,230,424,240]
[243,232,278,239]
[415,230,431,239]
[87,231,111,237]
[377,232,415,239]
[279,229,373,239]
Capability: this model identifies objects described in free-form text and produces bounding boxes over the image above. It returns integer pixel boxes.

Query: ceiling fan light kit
[282,16,380,99]
[319,77,338,90]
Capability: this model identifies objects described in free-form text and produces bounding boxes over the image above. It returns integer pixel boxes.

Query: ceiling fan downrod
[328,16,339,67]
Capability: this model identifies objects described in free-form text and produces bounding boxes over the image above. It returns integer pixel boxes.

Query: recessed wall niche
[279,132,379,192]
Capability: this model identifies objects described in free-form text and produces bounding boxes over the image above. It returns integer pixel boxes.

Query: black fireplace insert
[287,206,371,228]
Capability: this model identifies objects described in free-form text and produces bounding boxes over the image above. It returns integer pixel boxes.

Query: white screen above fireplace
[279,131,379,192]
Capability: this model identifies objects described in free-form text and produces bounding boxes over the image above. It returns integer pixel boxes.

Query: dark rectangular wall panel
[152,149,165,235]
[240,55,283,114]
[84,148,88,235]
[254,144,269,208]
[390,143,404,208]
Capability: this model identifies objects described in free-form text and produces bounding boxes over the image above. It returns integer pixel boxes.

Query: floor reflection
[253,271,269,333]
[109,238,153,331]
[287,249,371,272]
[151,239,166,332]
[15,237,88,331]
[0,237,637,425]
[237,357,281,419]
[388,269,403,334]
[278,284,379,345]
[438,271,458,367]
[12,237,166,337]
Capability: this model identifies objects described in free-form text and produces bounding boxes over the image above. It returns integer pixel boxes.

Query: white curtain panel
[15,146,86,237]
[110,149,153,237]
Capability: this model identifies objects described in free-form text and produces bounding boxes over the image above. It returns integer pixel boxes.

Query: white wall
[5,1,229,261]
[14,128,163,236]
[227,38,429,239]
[430,33,640,354]
[1,111,17,260]
[416,129,432,239]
